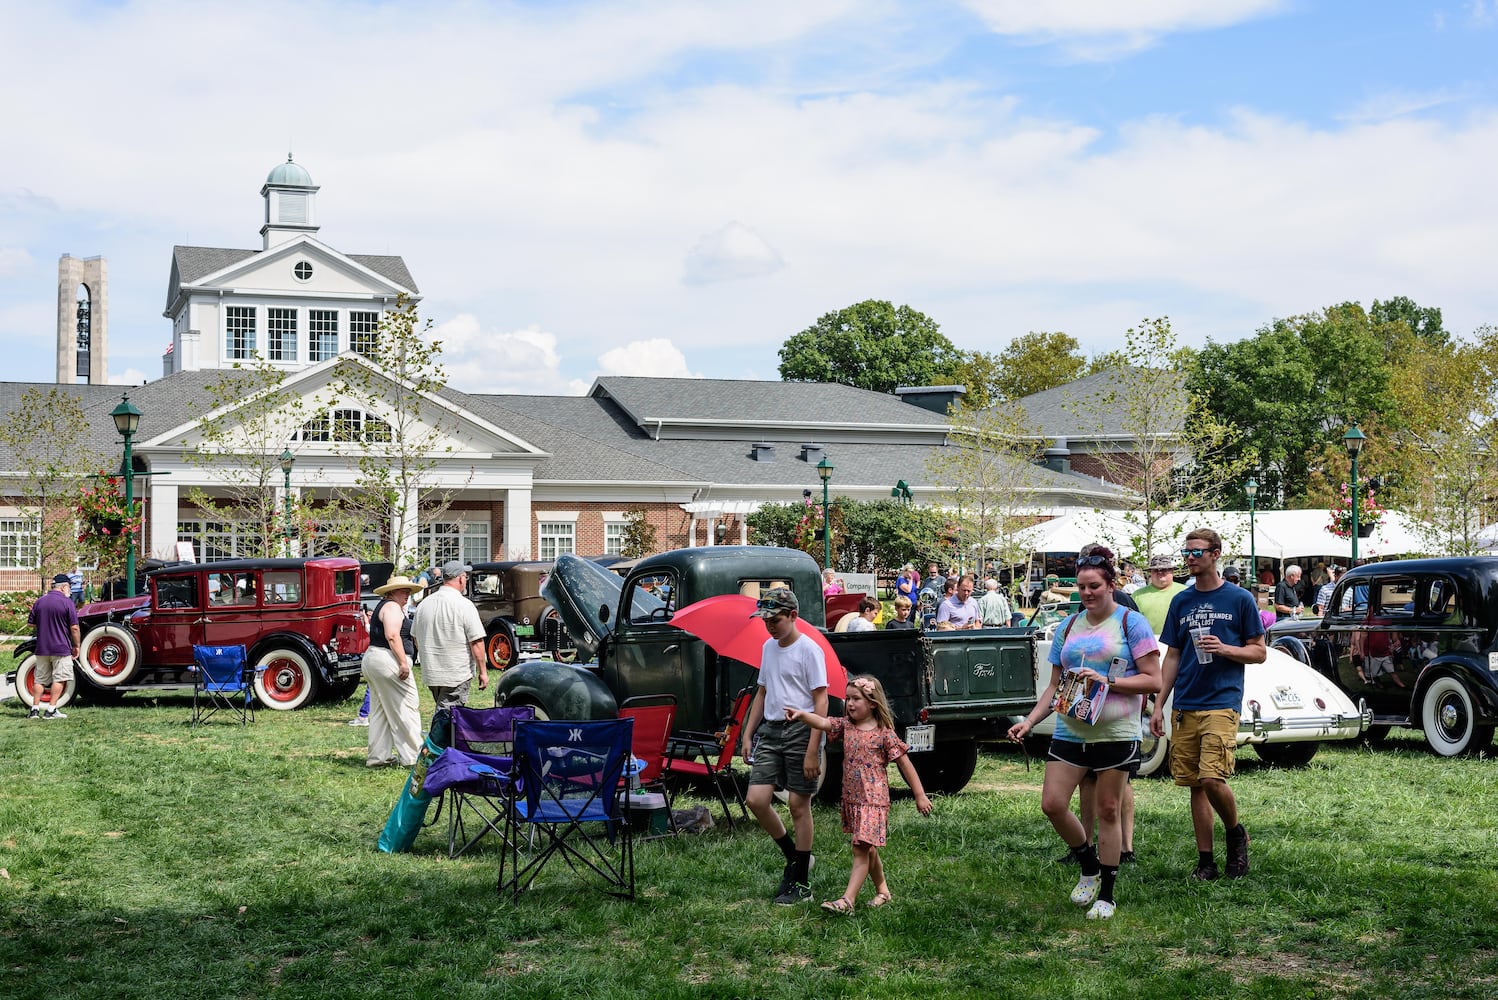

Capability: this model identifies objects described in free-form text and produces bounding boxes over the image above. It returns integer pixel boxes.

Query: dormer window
[293,261,313,282]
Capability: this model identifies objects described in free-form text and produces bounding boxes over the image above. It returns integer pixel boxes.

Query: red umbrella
[668,593,847,699]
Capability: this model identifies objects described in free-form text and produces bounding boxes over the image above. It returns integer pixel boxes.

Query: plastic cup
[1190,625,1214,663]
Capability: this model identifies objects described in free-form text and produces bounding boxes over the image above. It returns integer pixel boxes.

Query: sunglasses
[1180,547,1218,559]
[1076,554,1111,568]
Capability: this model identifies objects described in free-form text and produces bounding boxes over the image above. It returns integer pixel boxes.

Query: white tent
[1015,507,1437,563]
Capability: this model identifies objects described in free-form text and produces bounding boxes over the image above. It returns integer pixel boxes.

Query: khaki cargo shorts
[1170,709,1238,786]
[35,654,75,686]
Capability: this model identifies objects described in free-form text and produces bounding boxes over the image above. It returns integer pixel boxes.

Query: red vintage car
[8,557,369,711]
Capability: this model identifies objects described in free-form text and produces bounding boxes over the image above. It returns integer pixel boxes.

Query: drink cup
[1190,625,1214,662]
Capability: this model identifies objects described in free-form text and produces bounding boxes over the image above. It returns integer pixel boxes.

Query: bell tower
[57,254,107,384]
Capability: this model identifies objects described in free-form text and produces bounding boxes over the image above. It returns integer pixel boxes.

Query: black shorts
[1048,738,1140,773]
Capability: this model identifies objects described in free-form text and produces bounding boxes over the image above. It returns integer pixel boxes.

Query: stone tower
[57,254,107,384]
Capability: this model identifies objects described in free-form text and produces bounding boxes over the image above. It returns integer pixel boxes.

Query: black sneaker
[1225,827,1250,878]
[774,863,795,899]
[774,882,813,905]
[27,708,41,720]
[1191,862,1220,881]
[1119,850,1136,864]
[1055,844,1088,865]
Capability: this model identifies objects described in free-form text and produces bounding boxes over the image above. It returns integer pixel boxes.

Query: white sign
[176,541,197,563]
[839,573,878,596]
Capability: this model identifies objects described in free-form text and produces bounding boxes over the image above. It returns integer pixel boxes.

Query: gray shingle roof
[167,246,419,312]
[592,376,950,430]
[1018,367,1186,439]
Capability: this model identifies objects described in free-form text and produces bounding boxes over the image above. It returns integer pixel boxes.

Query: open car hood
[543,553,664,659]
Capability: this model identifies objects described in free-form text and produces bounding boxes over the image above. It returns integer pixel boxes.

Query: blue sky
[3,0,1497,393]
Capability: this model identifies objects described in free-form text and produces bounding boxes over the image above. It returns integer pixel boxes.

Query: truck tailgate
[924,629,1036,717]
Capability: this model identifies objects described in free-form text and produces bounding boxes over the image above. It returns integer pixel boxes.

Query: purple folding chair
[434,704,535,858]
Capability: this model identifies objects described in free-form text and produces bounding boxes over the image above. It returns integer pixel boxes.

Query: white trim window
[539,521,575,561]
[268,307,298,362]
[418,521,490,567]
[0,516,41,569]
[226,305,256,360]
[179,519,264,561]
[350,310,379,357]
[604,520,627,556]
[309,309,338,362]
[293,406,390,444]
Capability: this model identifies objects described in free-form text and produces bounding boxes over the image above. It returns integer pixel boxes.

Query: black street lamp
[1245,477,1258,590]
[1344,426,1366,565]
[279,449,295,557]
[110,393,143,596]
[817,455,835,571]
[890,479,912,505]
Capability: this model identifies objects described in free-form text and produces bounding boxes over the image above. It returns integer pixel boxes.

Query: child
[786,675,933,913]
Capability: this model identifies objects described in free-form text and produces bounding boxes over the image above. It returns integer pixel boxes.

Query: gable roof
[165,244,419,314]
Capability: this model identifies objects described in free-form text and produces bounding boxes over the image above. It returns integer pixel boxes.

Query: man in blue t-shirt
[1152,528,1265,882]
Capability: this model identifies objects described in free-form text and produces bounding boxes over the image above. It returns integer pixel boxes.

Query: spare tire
[77,624,141,687]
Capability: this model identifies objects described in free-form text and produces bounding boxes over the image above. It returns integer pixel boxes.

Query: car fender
[494,660,617,719]
[1411,656,1498,723]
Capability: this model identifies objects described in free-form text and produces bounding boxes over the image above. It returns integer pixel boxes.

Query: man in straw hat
[364,574,424,767]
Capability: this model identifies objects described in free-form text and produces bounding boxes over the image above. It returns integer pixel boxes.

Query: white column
[688,517,698,547]
[705,518,716,546]
[147,479,179,561]
[738,521,748,545]
[504,487,532,560]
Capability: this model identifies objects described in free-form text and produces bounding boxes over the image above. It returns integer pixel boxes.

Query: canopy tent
[1013,508,1438,564]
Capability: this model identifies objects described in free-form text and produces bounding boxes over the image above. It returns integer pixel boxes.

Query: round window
[293,261,313,281]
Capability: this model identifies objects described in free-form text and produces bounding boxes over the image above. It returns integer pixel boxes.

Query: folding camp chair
[191,644,255,726]
[617,695,676,837]
[664,687,753,830]
[433,705,534,859]
[499,718,636,901]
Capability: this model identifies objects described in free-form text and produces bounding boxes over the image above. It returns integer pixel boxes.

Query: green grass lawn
[2,690,1495,999]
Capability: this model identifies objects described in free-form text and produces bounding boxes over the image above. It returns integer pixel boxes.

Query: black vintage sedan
[1268,557,1498,756]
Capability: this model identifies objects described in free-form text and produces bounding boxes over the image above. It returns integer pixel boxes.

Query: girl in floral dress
[786,675,933,913]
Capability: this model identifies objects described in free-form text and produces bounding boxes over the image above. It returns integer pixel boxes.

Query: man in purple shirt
[936,574,982,630]
[27,574,81,720]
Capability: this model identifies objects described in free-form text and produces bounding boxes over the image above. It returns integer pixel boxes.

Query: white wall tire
[1137,695,1170,778]
[77,624,141,687]
[252,647,318,711]
[14,654,78,710]
[1420,675,1494,757]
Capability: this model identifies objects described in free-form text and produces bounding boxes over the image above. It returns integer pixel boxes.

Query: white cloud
[1339,88,1461,123]
[0,247,34,278]
[959,0,1285,56]
[434,315,578,395]
[683,222,785,285]
[108,368,151,386]
[595,339,702,379]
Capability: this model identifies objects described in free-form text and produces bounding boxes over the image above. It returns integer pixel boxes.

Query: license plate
[904,724,935,752]
[513,625,534,636]
[1270,685,1303,709]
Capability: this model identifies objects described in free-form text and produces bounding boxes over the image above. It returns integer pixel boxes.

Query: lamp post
[890,479,912,505]
[1245,477,1258,590]
[1344,425,1366,565]
[816,455,834,572]
[279,449,295,557]
[110,393,143,596]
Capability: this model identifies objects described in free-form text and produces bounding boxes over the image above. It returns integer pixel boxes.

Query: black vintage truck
[492,546,1038,797]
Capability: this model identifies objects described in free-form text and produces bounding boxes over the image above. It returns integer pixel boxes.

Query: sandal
[868,890,893,909]
[820,897,855,915]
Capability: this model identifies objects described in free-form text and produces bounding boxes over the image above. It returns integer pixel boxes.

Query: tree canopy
[777,300,964,394]
[991,331,1090,401]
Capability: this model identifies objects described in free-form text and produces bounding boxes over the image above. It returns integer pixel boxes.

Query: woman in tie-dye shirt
[1007,546,1160,921]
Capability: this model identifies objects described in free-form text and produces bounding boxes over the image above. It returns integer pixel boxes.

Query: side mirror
[599,604,611,624]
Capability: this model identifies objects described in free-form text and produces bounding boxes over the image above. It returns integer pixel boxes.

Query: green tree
[619,508,658,559]
[747,497,944,575]
[778,300,963,393]
[0,387,106,585]
[924,401,1046,581]
[991,332,1089,400]
[180,358,319,560]
[1189,302,1398,506]
[1074,318,1250,562]
[1371,295,1448,347]
[330,295,470,567]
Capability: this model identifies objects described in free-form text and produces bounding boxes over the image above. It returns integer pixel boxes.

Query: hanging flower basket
[76,475,140,576]
[1327,483,1383,539]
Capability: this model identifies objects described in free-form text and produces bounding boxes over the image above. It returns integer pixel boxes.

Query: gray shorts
[748,719,820,796]
[428,679,471,710]
[34,655,75,686]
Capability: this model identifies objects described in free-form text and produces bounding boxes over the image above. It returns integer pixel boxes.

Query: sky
[3,0,1498,395]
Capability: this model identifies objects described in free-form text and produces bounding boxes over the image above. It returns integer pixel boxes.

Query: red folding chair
[618,695,677,838]
[665,687,753,830]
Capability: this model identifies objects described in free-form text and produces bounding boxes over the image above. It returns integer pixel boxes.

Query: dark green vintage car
[494,546,1038,797]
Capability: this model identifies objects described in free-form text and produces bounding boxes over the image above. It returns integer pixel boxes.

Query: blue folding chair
[191,644,255,726]
[499,718,635,901]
